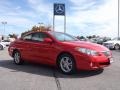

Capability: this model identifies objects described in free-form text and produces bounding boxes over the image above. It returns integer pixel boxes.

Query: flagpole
[118,0,119,38]
[53,14,55,31]
[64,4,66,33]
[53,4,55,31]
[64,12,66,33]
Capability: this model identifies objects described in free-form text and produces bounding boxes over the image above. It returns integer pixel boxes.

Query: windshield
[49,32,78,41]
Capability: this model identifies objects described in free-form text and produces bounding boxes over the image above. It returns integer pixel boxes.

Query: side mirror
[43,38,53,43]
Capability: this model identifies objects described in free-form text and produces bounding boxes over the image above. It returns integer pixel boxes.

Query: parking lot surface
[0,48,120,90]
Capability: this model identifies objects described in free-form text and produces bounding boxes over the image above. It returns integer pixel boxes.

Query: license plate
[109,58,114,63]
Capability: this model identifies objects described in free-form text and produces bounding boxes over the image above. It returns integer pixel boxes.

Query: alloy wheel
[58,54,76,74]
[13,51,23,65]
[60,56,73,73]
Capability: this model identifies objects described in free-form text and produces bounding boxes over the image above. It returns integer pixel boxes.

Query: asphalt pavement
[0,48,120,90]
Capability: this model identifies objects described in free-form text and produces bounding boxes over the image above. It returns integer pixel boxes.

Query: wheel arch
[0,44,3,50]
[12,49,20,57]
[115,43,120,45]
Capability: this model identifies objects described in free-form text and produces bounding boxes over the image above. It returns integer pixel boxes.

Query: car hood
[62,41,109,51]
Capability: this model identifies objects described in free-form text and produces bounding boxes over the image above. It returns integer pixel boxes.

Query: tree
[8,34,18,39]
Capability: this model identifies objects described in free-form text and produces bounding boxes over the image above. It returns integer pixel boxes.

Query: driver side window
[23,34,32,41]
[32,32,49,42]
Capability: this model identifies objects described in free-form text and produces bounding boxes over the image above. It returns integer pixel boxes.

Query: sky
[0,0,118,38]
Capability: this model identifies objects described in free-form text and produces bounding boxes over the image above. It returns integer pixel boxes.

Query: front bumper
[74,52,113,70]
[88,57,113,70]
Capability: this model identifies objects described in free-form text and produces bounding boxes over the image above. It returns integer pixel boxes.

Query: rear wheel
[13,51,24,65]
[58,54,76,74]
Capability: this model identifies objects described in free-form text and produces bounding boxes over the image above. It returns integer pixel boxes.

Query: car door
[20,33,34,60]
[28,32,58,64]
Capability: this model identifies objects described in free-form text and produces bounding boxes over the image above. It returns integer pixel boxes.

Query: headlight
[76,47,99,56]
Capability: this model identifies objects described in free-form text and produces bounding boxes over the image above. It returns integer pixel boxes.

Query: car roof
[21,30,65,37]
[21,30,51,37]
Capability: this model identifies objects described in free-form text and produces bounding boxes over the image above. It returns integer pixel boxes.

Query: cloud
[0,0,118,38]
[65,0,118,37]
[27,0,53,16]
[69,0,105,11]
[0,0,39,34]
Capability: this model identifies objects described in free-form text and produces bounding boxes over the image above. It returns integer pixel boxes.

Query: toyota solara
[8,31,113,74]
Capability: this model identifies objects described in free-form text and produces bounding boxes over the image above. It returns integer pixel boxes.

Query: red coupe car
[8,31,113,74]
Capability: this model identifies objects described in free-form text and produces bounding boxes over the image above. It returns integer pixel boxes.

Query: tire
[0,45,3,50]
[57,54,76,74]
[114,44,120,50]
[13,51,24,65]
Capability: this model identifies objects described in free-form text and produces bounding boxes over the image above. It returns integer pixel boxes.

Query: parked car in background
[0,43,6,50]
[8,31,113,74]
[77,36,111,45]
[103,37,120,50]
[88,37,111,45]
[0,40,11,46]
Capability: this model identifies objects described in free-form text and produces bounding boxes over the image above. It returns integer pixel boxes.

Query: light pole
[1,21,7,35]
[38,23,44,31]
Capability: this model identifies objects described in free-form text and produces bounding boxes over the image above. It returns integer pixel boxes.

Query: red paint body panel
[8,31,112,70]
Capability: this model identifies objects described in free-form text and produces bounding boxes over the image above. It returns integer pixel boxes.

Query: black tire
[0,45,3,50]
[13,51,24,65]
[57,54,76,75]
[114,44,120,50]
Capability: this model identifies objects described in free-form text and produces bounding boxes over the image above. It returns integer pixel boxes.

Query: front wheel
[58,54,76,74]
[13,51,24,65]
